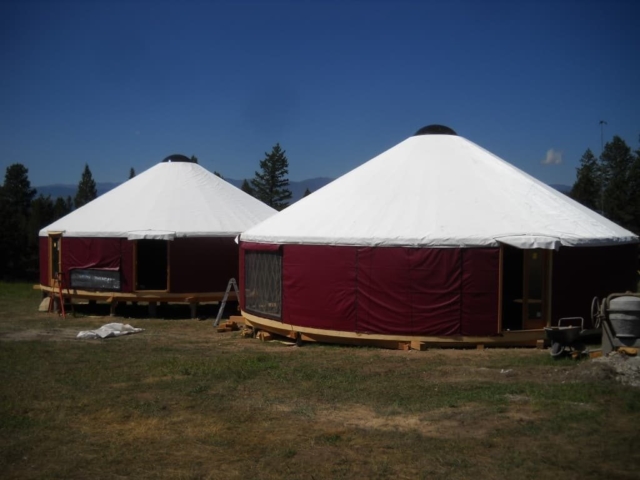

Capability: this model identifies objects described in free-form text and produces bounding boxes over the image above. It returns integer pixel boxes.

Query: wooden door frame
[499,247,554,332]
[48,232,63,287]
[521,250,553,329]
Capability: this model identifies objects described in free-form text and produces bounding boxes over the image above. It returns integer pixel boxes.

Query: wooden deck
[36,284,237,318]
[241,310,546,349]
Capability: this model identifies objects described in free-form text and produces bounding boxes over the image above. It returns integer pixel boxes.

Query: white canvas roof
[41,161,276,239]
[241,128,638,249]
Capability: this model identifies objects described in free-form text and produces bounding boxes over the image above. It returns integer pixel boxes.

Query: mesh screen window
[244,251,282,318]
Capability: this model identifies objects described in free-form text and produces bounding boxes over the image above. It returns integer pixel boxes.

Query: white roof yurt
[39,155,276,313]
[238,126,638,347]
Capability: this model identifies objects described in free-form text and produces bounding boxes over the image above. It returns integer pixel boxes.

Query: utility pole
[599,120,607,154]
[599,120,607,215]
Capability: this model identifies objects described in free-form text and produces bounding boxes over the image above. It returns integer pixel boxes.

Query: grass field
[1,282,639,479]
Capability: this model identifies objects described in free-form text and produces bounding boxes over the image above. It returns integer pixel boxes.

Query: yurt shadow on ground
[238,126,638,348]
[38,155,276,318]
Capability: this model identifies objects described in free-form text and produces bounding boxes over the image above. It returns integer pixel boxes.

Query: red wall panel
[39,237,49,285]
[356,248,464,335]
[282,245,357,331]
[170,237,239,293]
[268,245,500,336]
[62,238,122,271]
[461,249,500,335]
[356,247,412,334]
[409,249,462,335]
[60,237,134,292]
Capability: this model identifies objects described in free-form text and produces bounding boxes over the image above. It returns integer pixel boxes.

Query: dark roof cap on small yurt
[162,154,194,163]
[414,124,457,136]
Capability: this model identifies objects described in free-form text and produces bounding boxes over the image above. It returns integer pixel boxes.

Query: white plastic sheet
[77,323,144,339]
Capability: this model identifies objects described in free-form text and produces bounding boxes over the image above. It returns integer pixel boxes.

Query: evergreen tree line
[0,163,108,280]
[570,135,640,235]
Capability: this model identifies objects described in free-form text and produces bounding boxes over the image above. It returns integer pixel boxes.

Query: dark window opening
[244,250,282,319]
[136,240,168,291]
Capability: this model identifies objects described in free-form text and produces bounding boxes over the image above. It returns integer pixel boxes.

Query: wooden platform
[241,310,546,349]
[36,284,237,318]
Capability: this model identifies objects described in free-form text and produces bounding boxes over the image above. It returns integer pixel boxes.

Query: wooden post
[498,246,504,332]
[148,302,157,318]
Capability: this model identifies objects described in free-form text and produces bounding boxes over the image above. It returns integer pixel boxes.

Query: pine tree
[129,167,136,179]
[54,197,71,220]
[0,164,37,279]
[74,164,98,209]
[628,148,640,234]
[190,155,199,164]
[250,143,292,210]
[214,171,224,179]
[570,149,601,211]
[303,187,311,198]
[600,136,635,230]
[241,179,254,196]
[27,195,56,274]
[2,164,36,216]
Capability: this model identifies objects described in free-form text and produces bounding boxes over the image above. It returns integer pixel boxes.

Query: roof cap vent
[162,154,194,163]
[414,125,457,136]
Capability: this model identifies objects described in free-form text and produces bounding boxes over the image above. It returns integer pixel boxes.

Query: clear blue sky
[1,0,638,188]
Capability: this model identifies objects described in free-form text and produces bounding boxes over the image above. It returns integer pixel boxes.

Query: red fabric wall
[170,237,238,293]
[39,237,49,285]
[461,249,500,335]
[241,243,501,336]
[552,244,637,328]
[62,238,122,270]
[60,237,134,292]
[355,248,467,335]
[356,247,413,334]
[409,249,463,335]
[59,236,238,294]
[282,245,357,331]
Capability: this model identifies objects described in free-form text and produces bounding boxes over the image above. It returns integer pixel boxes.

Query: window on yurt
[244,251,282,318]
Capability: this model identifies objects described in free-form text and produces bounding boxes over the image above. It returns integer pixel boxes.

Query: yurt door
[521,250,550,330]
[502,247,551,331]
[135,240,169,291]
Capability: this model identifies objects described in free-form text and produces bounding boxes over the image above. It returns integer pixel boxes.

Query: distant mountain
[36,178,573,203]
[35,182,120,199]
[549,184,572,194]
[35,178,334,203]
